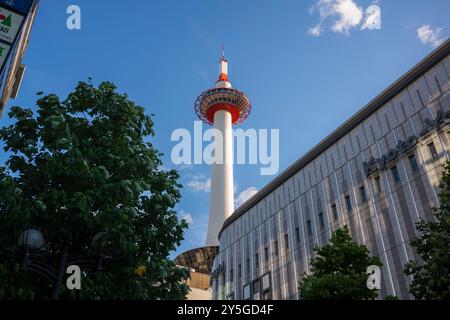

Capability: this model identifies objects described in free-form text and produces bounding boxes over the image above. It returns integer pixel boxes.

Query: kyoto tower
[195,50,251,246]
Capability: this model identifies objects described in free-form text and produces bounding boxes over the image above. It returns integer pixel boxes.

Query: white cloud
[178,163,193,171]
[179,210,193,225]
[308,24,323,37]
[308,0,381,36]
[417,25,445,48]
[332,0,363,35]
[184,213,208,247]
[186,174,211,193]
[361,5,381,30]
[235,187,258,208]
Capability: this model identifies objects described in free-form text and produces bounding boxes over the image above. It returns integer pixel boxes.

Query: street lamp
[18,229,44,250]
[18,229,114,300]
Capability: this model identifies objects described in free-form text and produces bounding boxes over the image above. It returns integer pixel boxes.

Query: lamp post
[17,228,113,300]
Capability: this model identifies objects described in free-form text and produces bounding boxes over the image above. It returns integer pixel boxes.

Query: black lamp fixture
[17,228,115,300]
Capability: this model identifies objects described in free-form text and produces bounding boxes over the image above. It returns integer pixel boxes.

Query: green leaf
[0,80,187,300]
[35,200,47,211]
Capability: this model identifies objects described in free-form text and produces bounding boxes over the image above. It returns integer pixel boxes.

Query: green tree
[404,162,450,300]
[0,81,189,299]
[298,226,382,300]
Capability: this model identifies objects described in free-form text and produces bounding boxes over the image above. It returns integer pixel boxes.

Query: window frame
[295,226,300,242]
[359,186,368,203]
[243,283,252,300]
[391,165,401,184]
[427,142,439,160]
[345,195,352,212]
[306,219,312,235]
[331,204,338,220]
[408,154,419,173]
[284,234,289,249]
[374,176,382,193]
[318,212,324,228]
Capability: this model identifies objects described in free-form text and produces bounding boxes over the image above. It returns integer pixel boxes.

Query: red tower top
[195,52,251,126]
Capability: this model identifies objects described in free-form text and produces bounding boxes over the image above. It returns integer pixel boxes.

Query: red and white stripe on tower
[194,50,251,246]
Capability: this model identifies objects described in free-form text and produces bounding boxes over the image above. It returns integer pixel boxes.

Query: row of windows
[225,142,442,281]
[376,142,438,187]
[343,146,435,212]
[302,146,436,234]
[233,234,291,280]
[227,139,443,245]
[242,272,272,300]
[288,138,440,241]
[219,270,272,300]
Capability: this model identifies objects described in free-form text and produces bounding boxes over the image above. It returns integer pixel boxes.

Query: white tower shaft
[205,109,234,247]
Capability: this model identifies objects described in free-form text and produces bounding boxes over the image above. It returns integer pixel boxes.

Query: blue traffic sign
[0,0,34,14]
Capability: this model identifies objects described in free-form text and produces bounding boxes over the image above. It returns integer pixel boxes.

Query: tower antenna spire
[221,44,225,60]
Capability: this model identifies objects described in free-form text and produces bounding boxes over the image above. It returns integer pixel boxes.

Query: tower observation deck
[194,51,252,247]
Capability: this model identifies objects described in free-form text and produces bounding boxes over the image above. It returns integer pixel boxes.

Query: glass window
[416,89,425,106]
[264,247,269,262]
[253,279,261,293]
[262,273,271,292]
[306,220,312,235]
[345,195,352,212]
[318,212,324,228]
[428,142,438,160]
[331,204,338,220]
[246,258,250,276]
[374,176,382,192]
[409,154,419,173]
[222,274,226,297]
[255,253,259,269]
[238,264,241,278]
[435,76,443,94]
[295,227,300,242]
[230,269,234,281]
[360,186,368,203]
[391,166,401,184]
[243,284,251,300]
[284,234,289,249]
[274,240,279,256]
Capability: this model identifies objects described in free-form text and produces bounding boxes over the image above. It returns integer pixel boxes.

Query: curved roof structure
[174,246,219,275]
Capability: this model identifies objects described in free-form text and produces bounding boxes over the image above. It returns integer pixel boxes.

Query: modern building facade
[212,39,450,300]
[0,0,38,117]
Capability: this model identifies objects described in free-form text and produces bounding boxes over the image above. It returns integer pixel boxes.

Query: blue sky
[0,0,449,258]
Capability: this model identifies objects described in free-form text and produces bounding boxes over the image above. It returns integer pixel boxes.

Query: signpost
[0,6,25,43]
[0,0,33,74]
[0,0,34,14]
[0,41,11,67]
